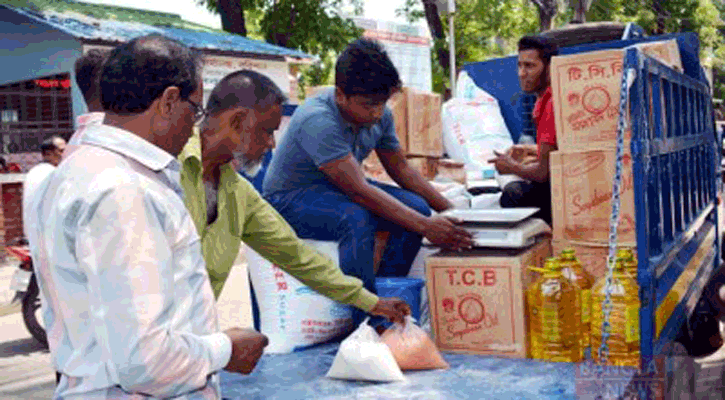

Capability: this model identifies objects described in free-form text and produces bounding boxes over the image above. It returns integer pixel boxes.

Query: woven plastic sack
[247,240,354,354]
[326,318,405,382]
[381,316,449,370]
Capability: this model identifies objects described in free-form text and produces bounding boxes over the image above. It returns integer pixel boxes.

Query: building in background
[0,0,313,256]
[352,17,433,93]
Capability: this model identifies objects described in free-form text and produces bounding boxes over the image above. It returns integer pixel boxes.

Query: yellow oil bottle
[559,248,594,359]
[620,258,678,336]
[591,255,640,367]
[526,257,582,362]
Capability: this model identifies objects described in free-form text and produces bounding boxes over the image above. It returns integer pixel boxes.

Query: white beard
[233,152,263,178]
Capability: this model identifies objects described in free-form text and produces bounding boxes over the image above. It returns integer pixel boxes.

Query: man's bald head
[205,70,286,117]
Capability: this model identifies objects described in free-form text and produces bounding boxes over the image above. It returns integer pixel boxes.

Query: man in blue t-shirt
[263,38,473,329]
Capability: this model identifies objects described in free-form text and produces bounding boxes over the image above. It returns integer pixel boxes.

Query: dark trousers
[263,180,431,329]
[500,180,552,225]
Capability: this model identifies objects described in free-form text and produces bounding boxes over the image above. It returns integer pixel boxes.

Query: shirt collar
[179,127,202,164]
[79,123,177,172]
[533,86,553,120]
[75,112,105,127]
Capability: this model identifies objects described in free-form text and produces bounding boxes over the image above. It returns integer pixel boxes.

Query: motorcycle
[6,238,48,348]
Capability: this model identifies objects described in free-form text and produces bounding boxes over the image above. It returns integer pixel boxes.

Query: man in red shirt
[489,35,559,225]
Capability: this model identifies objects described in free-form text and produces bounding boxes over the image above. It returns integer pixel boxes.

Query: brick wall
[1,182,23,257]
[4,152,43,173]
[0,187,4,261]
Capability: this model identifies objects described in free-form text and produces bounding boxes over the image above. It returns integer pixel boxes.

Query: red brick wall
[4,152,43,173]
[0,188,4,261]
[1,182,24,250]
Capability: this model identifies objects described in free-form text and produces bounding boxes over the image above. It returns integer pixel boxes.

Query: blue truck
[220,24,723,400]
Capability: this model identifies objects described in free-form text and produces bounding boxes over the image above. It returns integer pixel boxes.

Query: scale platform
[427,208,551,248]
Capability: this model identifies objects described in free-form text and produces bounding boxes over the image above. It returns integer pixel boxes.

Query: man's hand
[507,144,538,162]
[488,150,519,175]
[423,215,474,251]
[223,328,269,375]
[370,297,411,325]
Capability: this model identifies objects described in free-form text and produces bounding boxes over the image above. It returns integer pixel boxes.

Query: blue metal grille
[625,47,721,367]
[520,93,538,142]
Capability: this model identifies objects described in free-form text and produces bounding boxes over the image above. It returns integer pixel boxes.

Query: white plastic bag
[246,240,354,354]
[408,247,439,333]
[441,97,514,172]
[326,318,406,382]
[381,316,449,370]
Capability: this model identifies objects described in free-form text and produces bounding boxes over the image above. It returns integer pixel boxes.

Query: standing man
[65,50,107,158]
[263,38,473,329]
[488,35,559,225]
[22,136,65,238]
[179,69,410,332]
[26,35,267,400]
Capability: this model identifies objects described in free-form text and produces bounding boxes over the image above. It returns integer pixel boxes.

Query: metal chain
[598,61,636,367]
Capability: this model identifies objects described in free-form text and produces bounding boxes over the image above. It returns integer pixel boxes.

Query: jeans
[499,180,552,225]
[264,180,431,329]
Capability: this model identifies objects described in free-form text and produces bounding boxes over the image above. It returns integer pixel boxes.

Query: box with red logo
[549,149,636,246]
[425,237,551,358]
[550,40,681,152]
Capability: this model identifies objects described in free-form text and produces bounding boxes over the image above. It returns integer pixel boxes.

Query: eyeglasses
[184,99,207,123]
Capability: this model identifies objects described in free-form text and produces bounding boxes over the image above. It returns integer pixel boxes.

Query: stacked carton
[549,40,680,279]
[362,87,444,183]
[426,237,552,358]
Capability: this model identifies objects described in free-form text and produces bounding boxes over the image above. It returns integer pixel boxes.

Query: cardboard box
[552,240,637,281]
[426,238,552,358]
[407,88,443,156]
[387,89,408,153]
[550,40,682,152]
[406,155,439,180]
[550,150,637,246]
[437,159,466,185]
[361,151,395,184]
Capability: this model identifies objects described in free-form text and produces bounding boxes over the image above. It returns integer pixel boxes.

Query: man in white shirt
[65,49,107,158]
[22,136,65,239]
[27,34,267,400]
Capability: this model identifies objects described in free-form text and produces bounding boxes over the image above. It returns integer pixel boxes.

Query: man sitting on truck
[263,38,473,330]
[488,35,559,225]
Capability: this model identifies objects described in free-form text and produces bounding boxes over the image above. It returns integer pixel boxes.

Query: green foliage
[297,51,337,101]
[587,0,724,98]
[199,0,364,54]
[398,0,538,94]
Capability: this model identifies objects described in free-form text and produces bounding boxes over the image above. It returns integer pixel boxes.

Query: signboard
[202,55,290,107]
[82,46,291,107]
[353,18,433,93]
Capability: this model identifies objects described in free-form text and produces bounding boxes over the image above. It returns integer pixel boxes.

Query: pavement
[0,248,253,399]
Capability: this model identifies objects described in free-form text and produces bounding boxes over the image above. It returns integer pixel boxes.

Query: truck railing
[623,46,721,364]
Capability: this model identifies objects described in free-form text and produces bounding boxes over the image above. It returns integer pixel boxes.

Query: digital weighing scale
[425,207,552,248]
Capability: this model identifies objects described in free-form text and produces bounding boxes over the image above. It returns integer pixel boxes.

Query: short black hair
[74,49,107,104]
[335,38,401,98]
[99,34,202,115]
[0,156,6,169]
[518,35,559,66]
[40,136,62,154]
[206,69,286,117]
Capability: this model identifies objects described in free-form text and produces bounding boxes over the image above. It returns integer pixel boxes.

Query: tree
[531,0,560,31]
[199,0,364,55]
[397,0,538,94]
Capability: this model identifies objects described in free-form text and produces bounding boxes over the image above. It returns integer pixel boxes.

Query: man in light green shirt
[179,69,410,327]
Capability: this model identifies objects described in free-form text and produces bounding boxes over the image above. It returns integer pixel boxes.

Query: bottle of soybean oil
[621,257,679,336]
[527,257,582,362]
[591,253,640,367]
[558,249,594,360]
